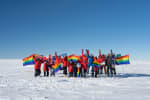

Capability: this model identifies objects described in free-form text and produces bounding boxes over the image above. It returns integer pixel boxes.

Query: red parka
[63,56,68,67]
[68,61,73,72]
[34,57,44,70]
[55,52,62,64]
[48,54,52,65]
[81,50,88,71]
[97,55,103,63]
[43,62,49,72]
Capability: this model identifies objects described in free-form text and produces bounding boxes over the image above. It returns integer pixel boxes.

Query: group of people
[33,49,116,78]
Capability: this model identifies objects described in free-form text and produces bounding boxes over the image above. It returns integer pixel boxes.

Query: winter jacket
[48,54,52,65]
[81,51,88,70]
[68,61,73,72]
[97,56,103,63]
[87,51,94,67]
[34,58,44,70]
[55,52,62,64]
[63,57,68,67]
[106,55,112,66]
[43,62,49,72]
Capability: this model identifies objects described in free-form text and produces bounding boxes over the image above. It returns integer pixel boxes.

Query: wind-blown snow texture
[0,59,150,100]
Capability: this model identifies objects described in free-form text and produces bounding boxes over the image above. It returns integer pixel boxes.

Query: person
[97,54,106,75]
[55,52,62,64]
[106,54,113,77]
[76,61,81,77]
[62,56,68,76]
[73,61,77,77]
[97,55,103,75]
[111,54,116,76]
[48,54,52,66]
[50,61,55,76]
[81,49,88,77]
[33,56,44,77]
[93,56,99,78]
[100,54,107,75]
[43,60,49,77]
[86,49,94,74]
[68,60,74,77]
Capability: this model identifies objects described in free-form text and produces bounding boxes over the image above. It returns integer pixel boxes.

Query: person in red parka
[55,52,62,64]
[97,55,103,75]
[43,60,49,77]
[63,56,68,76]
[50,61,55,76]
[48,54,52,65]
[78,56,83,77]
[98,54,106,75]
[47,54,53,74]
[33,56,44,77]
[81,49,88,77]
[68,59,74,77]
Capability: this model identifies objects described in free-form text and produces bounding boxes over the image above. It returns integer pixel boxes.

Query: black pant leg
[107,66,110,76]
[100,67,103,74]
[80,68,82,77]
[74,67,77,77]
[95,70,98,78]
[110,65,113,76]
[73,67,76,77]
[47,69,49,76]
[84,69,86,77]
[91,67,94,77]
[44,72,46,76]
[114,68,116,75]
[69,72,73,77]
[34,69,38,77]
[35,69,41,77]
[63,67,67,75]
[112,68,116,75]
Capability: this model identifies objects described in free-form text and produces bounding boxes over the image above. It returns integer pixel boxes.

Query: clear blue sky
[0,0,150,60]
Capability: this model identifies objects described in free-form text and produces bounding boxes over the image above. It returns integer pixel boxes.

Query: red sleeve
[33,57,36,62]
[63,57,65,63]
[48,54,51,65]
[42,58,44,63]
[86,57,88,64]
[55,52,58,61]
[82,49,83,57]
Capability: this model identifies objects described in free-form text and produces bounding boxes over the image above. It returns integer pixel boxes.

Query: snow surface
[0,59,150,100]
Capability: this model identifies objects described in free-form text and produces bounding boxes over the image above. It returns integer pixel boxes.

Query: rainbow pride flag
[77,68,80,77]
[92,60,101,67]
[22,54,38,66]
[68,55,80,62]
[115,55,130,65]
[52,63,63,73]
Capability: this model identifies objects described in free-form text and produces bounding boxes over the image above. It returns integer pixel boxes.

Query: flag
[52,63,63,73]
[77,68,80,77]
[22,54,38,66]
[92,60,101,67]
[115,55,130,65]
[68,54,80,62]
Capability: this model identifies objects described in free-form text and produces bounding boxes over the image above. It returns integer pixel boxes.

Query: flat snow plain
[0,59,150,100]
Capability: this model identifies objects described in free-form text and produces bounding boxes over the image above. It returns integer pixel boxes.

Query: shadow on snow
[116,73,150,78]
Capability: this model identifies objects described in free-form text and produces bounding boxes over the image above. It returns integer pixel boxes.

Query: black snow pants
[35,69,41,77]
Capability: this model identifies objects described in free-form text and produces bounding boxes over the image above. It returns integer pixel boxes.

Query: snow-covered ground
[0,59,150,100]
